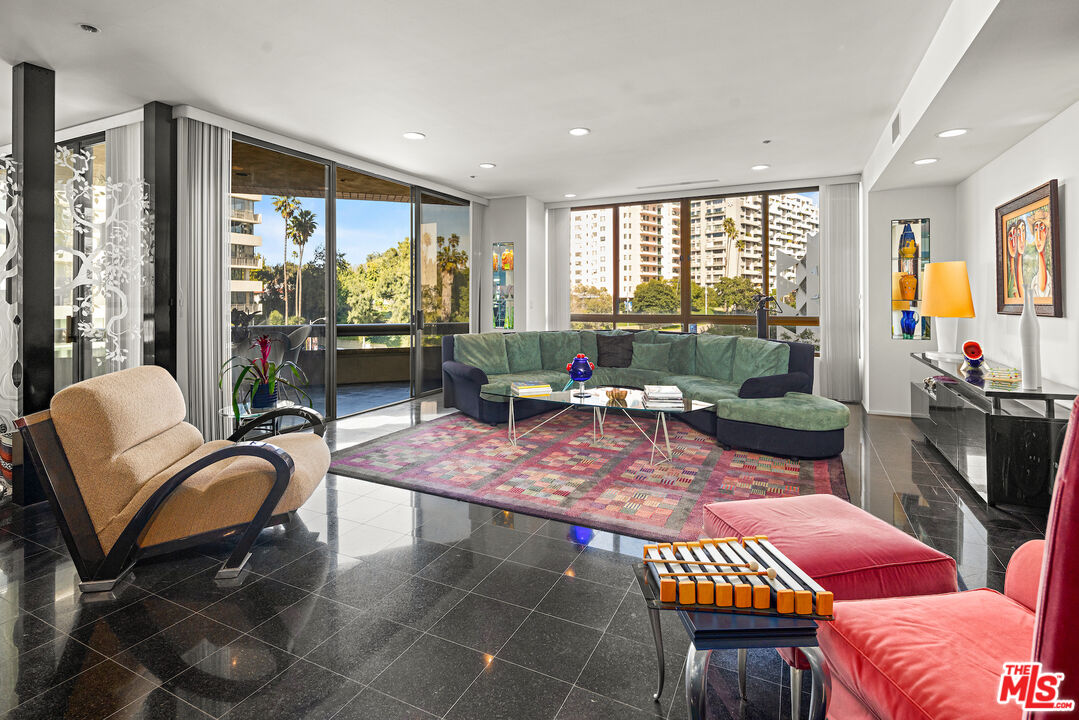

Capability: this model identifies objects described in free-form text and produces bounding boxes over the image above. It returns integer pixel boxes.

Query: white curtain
[819,182,861,402]
[176,118,231,439]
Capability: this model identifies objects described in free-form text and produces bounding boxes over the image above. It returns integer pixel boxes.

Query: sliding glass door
[414,191,470,395]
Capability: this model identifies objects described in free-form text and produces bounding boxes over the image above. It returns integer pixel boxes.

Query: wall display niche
[492,242,514,329]
[891,218,931,340]
[995,179,1061,317]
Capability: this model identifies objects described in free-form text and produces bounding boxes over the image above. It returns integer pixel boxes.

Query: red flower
[253,335,272,377]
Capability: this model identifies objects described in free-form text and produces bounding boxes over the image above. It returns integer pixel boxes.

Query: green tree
[631,278,679,314]
[571,284,613,314]
[341,239,411,324]
[437,233,468,320]
[272,196,300,320]
[724,216,744,252]
[289,208,318,318]
[712,276,758,312]
[266,309,284,326]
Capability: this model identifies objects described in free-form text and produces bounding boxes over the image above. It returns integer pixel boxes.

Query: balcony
[230,209,262,223]
[230,255,262,268]
[230,232,262,247]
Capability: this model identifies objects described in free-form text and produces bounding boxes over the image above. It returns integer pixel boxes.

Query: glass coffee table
[480,386,713,465]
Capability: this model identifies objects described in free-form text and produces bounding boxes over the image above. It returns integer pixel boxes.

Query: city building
[229,193,264,316]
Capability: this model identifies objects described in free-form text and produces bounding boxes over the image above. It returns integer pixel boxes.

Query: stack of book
[511,382,552,397]
[985,366,1021,391]
[643,385,684,410]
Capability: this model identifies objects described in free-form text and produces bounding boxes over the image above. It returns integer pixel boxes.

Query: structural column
[12,62,55,504]
[144,101,177,376]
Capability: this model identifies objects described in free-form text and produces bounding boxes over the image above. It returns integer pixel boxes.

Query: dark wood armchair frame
[15,406,326,593]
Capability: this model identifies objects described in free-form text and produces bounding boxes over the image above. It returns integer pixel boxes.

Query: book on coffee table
[511,382,552,397]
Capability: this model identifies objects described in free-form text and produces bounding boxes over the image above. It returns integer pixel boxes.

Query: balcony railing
[230,209,262,223]
[230,255,262,268]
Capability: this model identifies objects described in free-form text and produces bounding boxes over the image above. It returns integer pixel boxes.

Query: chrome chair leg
[648,605,665,701]
[801,647,829,720]
[686,642,712,720]
[737,647,748,700]
[790,666,804,718]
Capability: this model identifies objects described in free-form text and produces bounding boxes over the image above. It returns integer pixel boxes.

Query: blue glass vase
[566,354,594,398]
[899,310,918,339]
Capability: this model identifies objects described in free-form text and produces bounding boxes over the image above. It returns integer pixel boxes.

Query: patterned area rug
[329,410,848,542]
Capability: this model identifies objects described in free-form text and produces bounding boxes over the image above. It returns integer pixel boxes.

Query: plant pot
[251,385,278,413]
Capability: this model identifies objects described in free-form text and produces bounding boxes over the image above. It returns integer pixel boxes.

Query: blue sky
[252,195,469,267]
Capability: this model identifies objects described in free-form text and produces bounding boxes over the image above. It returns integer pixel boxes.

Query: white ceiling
[872,0,1079,190]
[0,0,950,202]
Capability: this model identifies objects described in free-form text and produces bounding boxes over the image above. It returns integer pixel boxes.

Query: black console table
[910,353,1076,509]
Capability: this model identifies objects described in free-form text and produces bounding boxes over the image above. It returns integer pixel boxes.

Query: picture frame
[995,179,1061,316]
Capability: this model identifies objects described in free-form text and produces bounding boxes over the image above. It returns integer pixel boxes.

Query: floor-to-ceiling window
[570,188,820,348]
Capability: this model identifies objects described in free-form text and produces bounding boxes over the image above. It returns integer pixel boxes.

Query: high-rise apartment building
[571,203,680,299]
[229,194,264,316]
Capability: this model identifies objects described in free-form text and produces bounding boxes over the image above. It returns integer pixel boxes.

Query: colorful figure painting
[996,180,1061,317]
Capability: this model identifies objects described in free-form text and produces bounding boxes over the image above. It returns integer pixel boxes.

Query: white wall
[482,196,548,332]
[525,197,547,330]
[955,97,1079,390]
[546,208,572,330]
[863,185,957,414]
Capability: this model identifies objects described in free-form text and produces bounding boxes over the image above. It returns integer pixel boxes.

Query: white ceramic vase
[1019,280,1041,389]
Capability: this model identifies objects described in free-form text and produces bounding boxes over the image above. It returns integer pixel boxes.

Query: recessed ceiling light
[79,23,100,33]
[762,139,772,144]
[751,164,770,171]
[937,128,968,138]
[564,193,577,198]
[913,157,938,165]
[569,127,591,136]
[402,131,426,140]
[479,163,496,169]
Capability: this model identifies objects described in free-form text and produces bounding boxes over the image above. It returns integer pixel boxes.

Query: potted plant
[220,334,310,420]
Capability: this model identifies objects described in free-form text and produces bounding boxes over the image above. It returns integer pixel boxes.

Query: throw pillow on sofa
[580,329,628,360]
[597,333,634,368]
[505,332,542,372]
[539,331,581,371]
[695,334,737,381]
[652,333,696,375]
[630,342,671,371]
[738,371,810,398]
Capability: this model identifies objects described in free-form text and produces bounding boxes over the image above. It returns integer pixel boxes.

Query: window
[570,189,820,347]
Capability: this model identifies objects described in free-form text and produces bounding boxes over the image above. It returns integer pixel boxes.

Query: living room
[1,1,1078,719]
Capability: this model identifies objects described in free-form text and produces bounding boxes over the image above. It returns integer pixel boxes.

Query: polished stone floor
[0,397,1046,719]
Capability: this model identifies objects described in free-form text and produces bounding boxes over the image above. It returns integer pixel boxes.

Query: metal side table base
[686,641,713,719]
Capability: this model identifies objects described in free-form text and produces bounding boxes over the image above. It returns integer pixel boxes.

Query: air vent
[636,179,720,190]
[891,113,901,143]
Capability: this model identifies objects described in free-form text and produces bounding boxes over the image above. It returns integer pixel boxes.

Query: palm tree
[289,209,318,318]
[437,233,468,320]
[272,196,300,322]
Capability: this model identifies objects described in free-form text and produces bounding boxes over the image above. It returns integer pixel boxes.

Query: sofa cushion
[817,590,1033,720]
[713,392,849,431]
[702,494,958,602]
[652,334,696,375]
[665,375,741,406]
[455,333,510,376]
[630,329,658,344]
[580,329,627,360]
[630,342,670,371]
[539,331,581,371]
[738,371,811,398]
[505,332,542,372]
[731,337,790,385]
[695,334,737,381]
[586,367,666,389]
[480,371,570,402]
[597,333,634,368]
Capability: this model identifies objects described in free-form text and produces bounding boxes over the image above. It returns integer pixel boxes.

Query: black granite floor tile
[112,613,241,684]
[199,576,310,633]
[711,648,785,686]
[220,658,362,720]
[489,509,549,534]
[162,635,298,717]
[604,591,687,655]
[363,483,420,504]
[267,545,363,591]
[3,635,109,710]
[983,526,1045,553]
[0,610,70,656]
[333,688,438,719]
[555,686,663,719]
[416,546,502,591]
[247,594,362,656]
[65,594,193,659]
[454,522,531,559]
[331,522,409,559]
[577,632,687,713]
[0,527,58,562]
[567,546,638,589]
[412,513,489,546]
[334,496,400,524]
[472,559,562,609]
[104,687,215,719]
[371,576,468,630]
[535,576,625,631]
[5,659,157,720]
[314,562,412,610]
[365,503,428,532]
[154,567,247,613]
[305,613,420,684]
[370,633,487,717]
[127,555,222,593]
[507,535,583,574]
[497,611,603,683]
[362,536,453,574]
[446,658,572,720]
[429,593,529,654]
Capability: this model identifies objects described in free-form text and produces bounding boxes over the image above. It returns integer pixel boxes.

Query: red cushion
[818,590,1033,720]
[703,495,958,600]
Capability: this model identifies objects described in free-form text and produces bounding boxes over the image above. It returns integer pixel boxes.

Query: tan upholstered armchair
[16,366,330,592]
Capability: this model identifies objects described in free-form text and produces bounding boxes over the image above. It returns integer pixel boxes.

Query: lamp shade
[920,261,975,318]
[891,272,910,310]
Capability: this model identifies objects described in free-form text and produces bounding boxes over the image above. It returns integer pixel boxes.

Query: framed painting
[996,179,1061,316]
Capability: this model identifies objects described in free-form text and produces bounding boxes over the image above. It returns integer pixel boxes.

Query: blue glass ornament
[900,310,918,339]
[566,353,594,398]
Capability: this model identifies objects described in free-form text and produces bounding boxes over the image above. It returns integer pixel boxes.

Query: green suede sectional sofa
[440,330,849,458]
